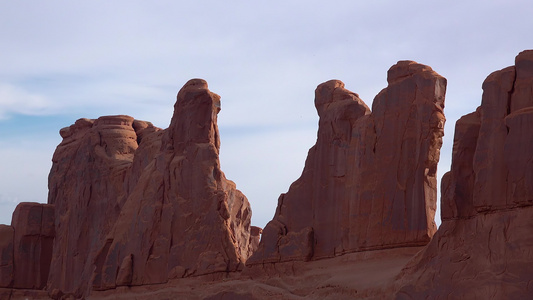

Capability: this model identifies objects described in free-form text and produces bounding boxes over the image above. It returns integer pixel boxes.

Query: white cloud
[0,84,52,119]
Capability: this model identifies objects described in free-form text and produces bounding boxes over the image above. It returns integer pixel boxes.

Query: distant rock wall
[397,50,533,299]
[441,50,533,218]
[0,51,532,299]
[248,61,446,264]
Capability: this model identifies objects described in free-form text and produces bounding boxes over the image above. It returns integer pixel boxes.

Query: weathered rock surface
[0,202,54,290]
[47,115,140,297]
[43,79,253,298]
[12,202,55,290]
[92,79,254,291]
[1,51,533,299]
[397,50,533,299]
[0,225,14,288]
[249,61,446,264]
[90,246,424,300]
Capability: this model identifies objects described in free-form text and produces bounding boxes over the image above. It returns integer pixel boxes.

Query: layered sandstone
[47,115,139,297]
[397,50,533,299]
[248,61,446,264]
[91,79,254,291]
[1,51,532,299]
[43,79,253,298]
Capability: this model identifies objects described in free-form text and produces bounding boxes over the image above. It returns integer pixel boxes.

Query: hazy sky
[1,1,531,227]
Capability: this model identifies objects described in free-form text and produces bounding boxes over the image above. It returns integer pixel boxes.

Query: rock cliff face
[0,202,54,290]
[44,79,253,298]
[91,79,254,291]
[0,51,532,299]
[397,50,533,299]
[248,61,446,264]
[47,115,139,297]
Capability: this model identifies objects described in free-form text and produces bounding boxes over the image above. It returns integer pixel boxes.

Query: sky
[1,1,532,228]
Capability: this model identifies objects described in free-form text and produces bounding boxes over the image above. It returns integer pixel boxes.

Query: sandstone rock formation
[0,225,13,288]
[248,61,446,264]
[44,79,253,298]
[397,50,533,299]
[91,79,254,291]
[1,51,532,299]
[0,202,54,290]
[47,115,139,297]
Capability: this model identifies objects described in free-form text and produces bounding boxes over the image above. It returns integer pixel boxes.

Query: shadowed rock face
[397,50,533,299]
[43,79,253,298]
[248,61,446,264]
[0,225,13,287]
[0,203,54,290]
[441,50,533,218]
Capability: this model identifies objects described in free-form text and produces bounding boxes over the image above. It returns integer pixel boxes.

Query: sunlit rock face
[1,50,533,299]
[44,79,253,298]
[46,115,138,297]
[248,61,446,264]
[397,50,533,299]
[92,79,254,291]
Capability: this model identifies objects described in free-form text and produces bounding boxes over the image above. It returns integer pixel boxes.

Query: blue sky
[1,1,532,227]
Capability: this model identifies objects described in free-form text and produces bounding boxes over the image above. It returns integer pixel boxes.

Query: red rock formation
[47,115,139,297]
[35,79,253,298]
[0,202,54,290]
[2,51,533,299]
[12,202,55,289]
[0,225,13,288]
[248,61,446,264]
[397,50,533,299]
[92,79,254,291]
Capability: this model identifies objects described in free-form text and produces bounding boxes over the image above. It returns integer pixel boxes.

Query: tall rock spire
[91,79,253,291]
[42,79,253,298]
[397,49,533,300]
[248,61,446,264]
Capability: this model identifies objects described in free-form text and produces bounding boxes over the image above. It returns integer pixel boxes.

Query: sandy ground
[89,246,424,300]
[0,246,422,299]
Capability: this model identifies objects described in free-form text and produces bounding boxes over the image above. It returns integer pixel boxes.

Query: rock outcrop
[1,51,533,299]
[0,225,13,288]
[0,202,54,290]
[47,115,139,297]
[248,61,446,264]
[91,79,254,291]
[397,50,533,299]
[43,79,253,298]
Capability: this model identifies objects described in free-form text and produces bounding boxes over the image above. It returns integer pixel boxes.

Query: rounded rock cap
[387,60,435,84]
[182,78,208,90]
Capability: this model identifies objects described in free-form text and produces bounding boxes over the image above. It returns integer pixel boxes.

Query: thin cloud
[0,83,52,119]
